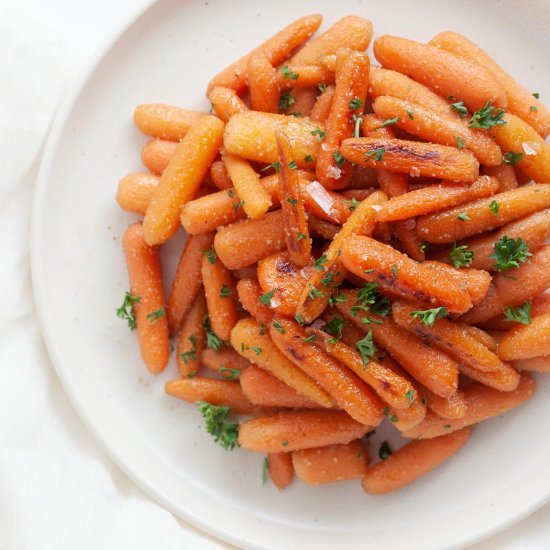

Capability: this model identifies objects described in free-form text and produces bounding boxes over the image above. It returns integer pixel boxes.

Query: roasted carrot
[458,361,520,392]
[481,292,550,331]
[201,254,238,341]
[267,452,294,489]
[238,410,371,452]
[134,104,205,141]
[176,290,207,378]
[210,160,233,190]
[143,115,224,245]
[236,278,273,325]
[341,137,479,183]
[277,65,333,90]
[512,356,550,373]
[284,87,318,117]
[310,84,335,123]
[393,221,426,262]
[482,164,518,193]
[373,35,507,111]
[363,428,472,494]
[293,440,367,485]
[403,373,535,439]
[200,346,251,377]
[420,386,468,420]
[116,173,158,215]
[307,215,340,240]
[207,86,248,123]
[248,52,280,113]
[498,313,550,361]
[461,324,498,351]
[417,184,550,244]
[122,223,169,374]
[141,139,178,175]
[230,317,333,408]
[207,15,322,94]
[167,232,214,334]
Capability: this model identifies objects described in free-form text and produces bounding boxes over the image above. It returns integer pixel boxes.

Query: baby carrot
[167,232,214,334]
[116,173,158,215]
[512,356,550,373]
[134,103,205,140]
[458,361,520,392]
[481,164,518,193]
[122,223,169,373]
[210,160,233,190]
[248,52,280,113]
[207,86,248,123]
[236,278,273,325]
[277,65,334,90]
[143,115,224,245]
[498,313,550,361]
[176,290,207,378]
[420,386,468,420]
[282,88,318,117]
[341,137,479,183]
[308,216,340,240]
[310,85,335,123]
[267,452,294,490]
[200,347,251,377]
[141,139,178,175]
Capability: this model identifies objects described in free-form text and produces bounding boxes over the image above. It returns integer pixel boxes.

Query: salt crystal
[370,204,382,211]
[522,142,540,156]
[311,319,325,329]
[326,165,342,180]
[321,143,329,151]
[410,166,420,177]
[306,181,335,215]
[270,297,281,308]
[404,218,416,230]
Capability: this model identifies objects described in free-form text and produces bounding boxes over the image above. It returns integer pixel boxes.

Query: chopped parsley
[278,91,295,111]
[261,162,280,173]
[280,65,299,80]
[259,289,275,306]
[381,116,399,127]
[333,150,345,167]
[489,236,532,272]
[349,96,364,110]
[406,109,415,120]
[272,320,285,334]
[457,213,470,221]
[449,242,474,268]
[180,334,198,364]
[116,292,141,330]
[202,315,224,351]
[503,301,532,324]
[311,127,326,141]
[314,254,328,271]
[366,148,386,161]
[201,247,217,265]
[379,440,392,460]
[304,154,314,163]
[489,200,500,216]
[450,101,468,118]
[410,306,448,327]
[287,197,298,205]
[197,401,239,450]
[468,101,506,129]
[322,316,346,343]
[219,285,233,298]
[356,328,377,366]
[219,366,240,380]
[262,457,269,484]
[502,151,523,166]
[456,136,466,149]
[146,307,164,324]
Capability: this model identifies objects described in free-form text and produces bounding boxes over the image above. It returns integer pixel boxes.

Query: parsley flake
[116,292,141,330]
[502,151,523,166]
[197,401,239,450]
[356,328,377,366]
[219,285,233,298]
[366,148,386,161]
[280,65,299,80]
[489,236,532,272]
[311,127,326,141]
[333,150,345,167]
[259,290,275,305]
[503,301,532,324]
[379,441,392,460]
[449,242,474,268]
[468,101,506,129]
[349,96,364,110]
[450,101,468,118]
[410,307,448,327]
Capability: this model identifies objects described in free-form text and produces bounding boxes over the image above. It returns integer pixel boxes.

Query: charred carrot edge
[316,50,370,189]
[230,317,334,408]
[416,184,550,244]
[240,365,321,408]
[248,52,280,113]
[176,290,207,378]
[134,104,206,141]
[341,136,479,184]
[122,223,170,373]
[141,140,179,175]
[165,377,259,415]
[267,452,294,489]
[167,232,214,334]
[310,85,335,123]
[200,346,251,377]
[207,86,248,123]
[238,410,371,452]
[236,278,273,325]
[363,428,472,494]
[373,35,506,111]
[403,373,535,439]
[201,254,238,341]
[292,440,367,485]
[498,313,550,361]
[276,131,312,266]
[210,160,233,190]
[116,173,159,215]
[143,115,225,245]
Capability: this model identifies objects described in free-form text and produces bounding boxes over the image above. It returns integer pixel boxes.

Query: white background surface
[2,0,550,548]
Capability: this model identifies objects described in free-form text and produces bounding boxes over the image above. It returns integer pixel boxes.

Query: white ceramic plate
[31,1,550,548]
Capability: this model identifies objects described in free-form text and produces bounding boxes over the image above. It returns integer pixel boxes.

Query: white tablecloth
[1,0,549,548]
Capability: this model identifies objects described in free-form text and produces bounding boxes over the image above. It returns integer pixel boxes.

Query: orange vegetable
[394,222,426,262]
[122,223,170,373]
[133,103,205,141]
[207,86,248,123]
[403,373,535,439]
[293,440,367,485]
[210,160,233,190]
[341,137,479,184]
[307,215,340,240]
[310,84,335,123]
[481,292,550,331]
[200,347,251,377]
[248,52,280,113]
[373,35,507,111]
[116,173,158,215]
[420,386,468,420]
[498,313,550,361]
[512,356,550,373]
[176,290,207,378]
[267,452,294,490]
[482,164,518,193]
[238,410,371,452]
[277,65,334,90]
[363,428,472,494]
[143,115,224,245]
[141,139,178,175]
[458,361,520,392]
[236,278,273,325]
[284,88,318,117]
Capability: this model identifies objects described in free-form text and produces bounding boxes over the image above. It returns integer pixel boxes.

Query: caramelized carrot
[482,164,518,193]
[512,356,550,373]
[207,86,248,123]
[236,278,273,325]
[141,140,179,175]
[116,173,158,215]
[210,160,233,190]
[308,215,340,240]
[276,65,333,90]
[498,313,550,361]
[283,87,318,117]
[134,104,205,140]
[310,84,335,123]
[200,346,251,377]
[176,290,207,378]
[248,52,280,113]
[420,386,468,420]
[267,452,294,489]
[458,362,520,392]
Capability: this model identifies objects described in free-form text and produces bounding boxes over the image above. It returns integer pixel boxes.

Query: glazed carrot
[301,180,358,224]
[176,290,207,378]
[267,452,294,489]
[316,50,370,189]
[336,291,459,398]
[230,317,334,408]
[141,140,179,175]
[236,278,273,325]
[368,66,457,117]
[461,245,550,324]
[122,223,170,373]
[498,313,550,361]
[296,190,387,323]
[201,254,238,341]
[240,365,321,409]
[116,173,158,215]
[133,104,206,141]
[376,176,498,223]
[269,318,385,425]
[238,410,371,452]
[403,373,535,439]
[308,216,340,240]
[430,31,550,137]
[363,428,472,494]
[210,160,233,190]
[248,52,280,113]
[231,266,258,280]
[143,115,224,245]
[417,185,550,244]
[308,328,416,410]
[293,440,367,485]
[276,131,312,266]
[458,362,520,392]
[283,87,318,117]
[277,65,334,90]
[207,14,322,94]
[392,301,506,373]
[200,347,251,377]
[481,292,550,331]
[222,153,272,219]
[341,137,479,183]
[214,210,287,269]
[461,324,497,351]
[310,84,335,123]
[167,232,214,334]
[290,16,373,66]
[434,208,550,272]
[394,222,426,262]
[482,164,518,193]
[372,96,502,166]
[373,35,506,111]
[489,113,550,182]
[341,236,472,314]
[512,356,550,372]
[420,386,467,420]
[165,378,258,415]
[207,86,248,123]
[257,252,312,318]
[224,111,323,167]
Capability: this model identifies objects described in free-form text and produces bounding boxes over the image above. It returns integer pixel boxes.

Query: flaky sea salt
[326,165,342,180]
[370,204,382,211]
[522,142,541,156]
[410,166,421,177]
[404,218,416,230]
[306,181,335,215]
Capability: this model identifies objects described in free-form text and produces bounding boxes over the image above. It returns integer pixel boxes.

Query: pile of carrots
[115,14,550,494]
